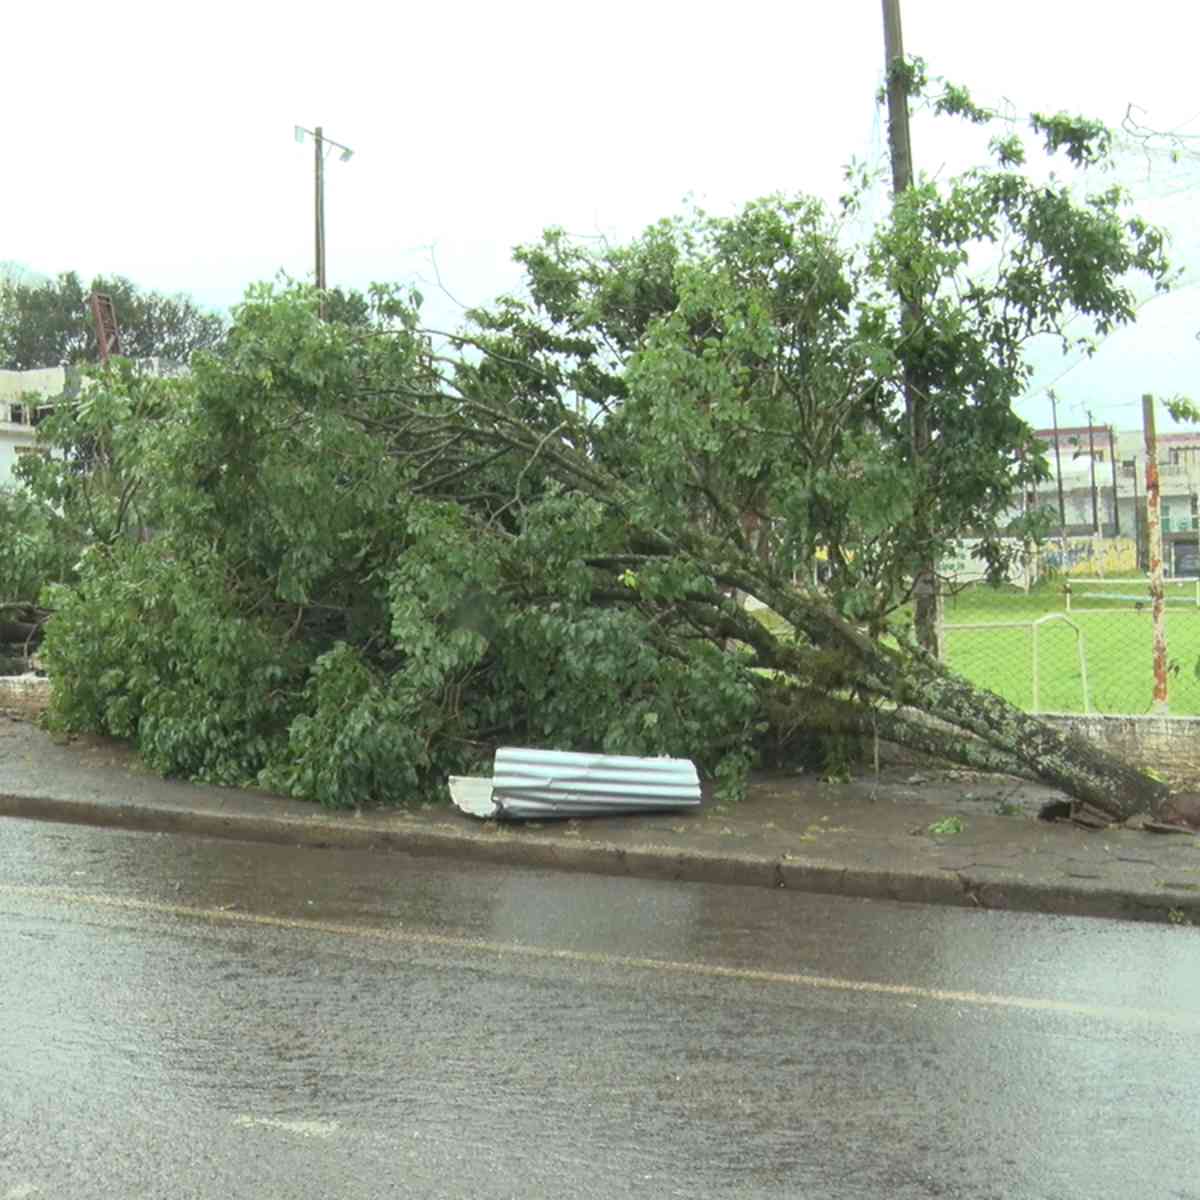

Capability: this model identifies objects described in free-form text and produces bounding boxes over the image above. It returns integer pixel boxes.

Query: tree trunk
[698,559,1171,826]
[440,401,1174,826]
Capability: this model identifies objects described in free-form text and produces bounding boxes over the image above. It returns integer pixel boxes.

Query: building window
[4,402,54,426]
[1163,497,1200,532]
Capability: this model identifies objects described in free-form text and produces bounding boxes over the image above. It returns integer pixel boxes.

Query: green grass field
[943,580,1200,716]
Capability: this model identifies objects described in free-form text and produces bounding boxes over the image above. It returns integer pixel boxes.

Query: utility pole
[1108,426,1120,536]
[1143,394,1169,713]
[881,0,940,656]
[1131,459,1142,569]
[1087,410,1100,533]
[1049,390,1067,563]
[1049,395,1066,528]
[314,125,327,313]
[881,0,913,193]
[294,125,354,320]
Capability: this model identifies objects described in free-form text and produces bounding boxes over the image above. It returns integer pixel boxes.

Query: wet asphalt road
[2,818,1199,1200]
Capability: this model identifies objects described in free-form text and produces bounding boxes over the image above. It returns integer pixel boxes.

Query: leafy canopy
[0,271,226,369]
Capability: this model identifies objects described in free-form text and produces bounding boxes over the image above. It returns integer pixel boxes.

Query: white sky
[5,0,1200,434]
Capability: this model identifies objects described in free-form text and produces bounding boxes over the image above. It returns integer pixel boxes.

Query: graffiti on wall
[940,539,1032,588]
[942,536,1142,584]
[1039,536,1138,577]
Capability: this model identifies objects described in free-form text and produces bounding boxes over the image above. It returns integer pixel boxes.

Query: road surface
[2,818,1198,1198]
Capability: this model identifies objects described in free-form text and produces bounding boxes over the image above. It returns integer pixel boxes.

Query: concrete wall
[1043,713,1200,788]
[0,675,50,720]
[1039,535,1139,577]
[0,425,37,487]
[0,366,67,409]
[941,538,1031,587]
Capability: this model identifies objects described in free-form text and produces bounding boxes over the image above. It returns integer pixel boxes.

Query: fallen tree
[21,96,1183,824]
[353,383,1170,826]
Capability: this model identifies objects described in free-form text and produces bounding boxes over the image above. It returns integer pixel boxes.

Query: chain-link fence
[942,579,1200,715]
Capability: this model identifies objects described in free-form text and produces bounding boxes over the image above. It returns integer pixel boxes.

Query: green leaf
[928,816,964,836]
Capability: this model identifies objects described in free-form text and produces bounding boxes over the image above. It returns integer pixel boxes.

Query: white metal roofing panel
[490,747,701,818]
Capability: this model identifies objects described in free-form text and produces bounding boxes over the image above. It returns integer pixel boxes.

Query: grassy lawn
[751,579,1200,716]
[943,581,1200,716]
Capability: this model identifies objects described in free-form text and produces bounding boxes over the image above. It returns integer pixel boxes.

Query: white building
[1,360,183,491]
[0,367,68,488]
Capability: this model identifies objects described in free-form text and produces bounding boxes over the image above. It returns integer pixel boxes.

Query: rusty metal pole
[1143,394,1169,713]
[88,292,122,363]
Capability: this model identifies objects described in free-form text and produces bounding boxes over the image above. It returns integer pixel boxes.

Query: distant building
[1023,423,1200,576]
[0,367,73,488]
[1,360,184,491]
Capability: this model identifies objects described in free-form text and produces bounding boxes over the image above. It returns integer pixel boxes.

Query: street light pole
[1087,409,1100,534]
[294,125,354,320]
[314,125,326,305]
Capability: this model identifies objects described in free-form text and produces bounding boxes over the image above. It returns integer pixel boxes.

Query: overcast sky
[5,1,1200,434]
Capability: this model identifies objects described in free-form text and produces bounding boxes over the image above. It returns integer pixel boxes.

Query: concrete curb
[5,789,1198,926]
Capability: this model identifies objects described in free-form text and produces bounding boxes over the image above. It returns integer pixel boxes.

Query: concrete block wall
[1044,713,1200,788]
[0,675,50,720]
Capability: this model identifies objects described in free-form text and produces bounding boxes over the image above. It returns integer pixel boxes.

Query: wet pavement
[3,819,1199,1199]
[2,717,1200,924]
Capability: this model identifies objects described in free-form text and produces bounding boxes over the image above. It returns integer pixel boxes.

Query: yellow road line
[1,883,1194,1028]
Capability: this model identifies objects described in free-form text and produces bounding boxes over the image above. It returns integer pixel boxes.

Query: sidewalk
[2,715,1198,926]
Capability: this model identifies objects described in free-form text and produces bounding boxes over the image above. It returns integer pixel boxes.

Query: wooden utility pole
[881,0,914,193]
[314,126,327,320]
[1049,389,1068,564]
[296,124,351,319]
[881,0,940,655]
[1143,394,1169,713]
[1108,426,1120,536]
[1087,410,1100,533]
[1132,458,1143,569]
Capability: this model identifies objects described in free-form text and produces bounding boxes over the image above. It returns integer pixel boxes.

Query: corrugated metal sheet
[449,748,702,820]
[492,747,700,818]
[447,776,497,818]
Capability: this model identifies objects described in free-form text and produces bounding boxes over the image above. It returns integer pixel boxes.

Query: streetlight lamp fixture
[293,125,354,318]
